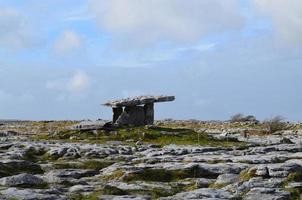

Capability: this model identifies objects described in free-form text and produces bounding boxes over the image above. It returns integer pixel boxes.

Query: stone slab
[103,95,175,107]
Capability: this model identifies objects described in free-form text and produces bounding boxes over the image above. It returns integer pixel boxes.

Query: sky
[0,0,302,121]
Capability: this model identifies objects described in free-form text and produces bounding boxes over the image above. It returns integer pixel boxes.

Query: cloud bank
[254,0,302,46]
[0,8,34,50]
[89,0,243,46]
[46,70,90,93]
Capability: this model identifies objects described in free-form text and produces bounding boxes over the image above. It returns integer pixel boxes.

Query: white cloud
[254,0,302,46]
[46,70,90,93]
[89,0,243,47]
[52,30,82,56]
[0,8,34,50]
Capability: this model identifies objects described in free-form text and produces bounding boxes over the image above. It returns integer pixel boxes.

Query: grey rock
[160,188,237,200]
[0,173,45,187]
[44,169,98,183]
[98,195,152,200]
[68,184,95,193]
[285,182,302,189]
[243,188,290,200]
[0,160,43,176]
[215,173,239,185]
[195,178,216,188]
[0,187,65,200]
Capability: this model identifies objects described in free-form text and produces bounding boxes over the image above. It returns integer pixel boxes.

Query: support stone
[112,107,123,123]
[124,106,145,126]
[144,103,154,125]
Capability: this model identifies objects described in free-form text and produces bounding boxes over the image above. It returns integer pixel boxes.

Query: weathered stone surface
[195,178,216,188]
[0,187,65,200]
[243,188,290,200]
[115,106,146,126]
[98,195,152,200]
[124,106,145,126]
[0,173,45,187]
[0,160,43,177]
[144,103,154,125]
[215,173,239,185]
[113,107,123,123]
[160,188,237,200]
[115,111,130,126]
[44,169,98,183]
[68,184,95,193]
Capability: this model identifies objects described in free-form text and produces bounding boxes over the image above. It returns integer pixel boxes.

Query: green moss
[23,147,47,162]
[15,182,49,189]
[102,169,125,181]
[281,172,302,200]
[69,192,101,200]
[41,152,59,161]
[208,183,228,189]
[33,126,246,147]
[124,167,202,182]
[239,169,256,182]
[102,185,128,195]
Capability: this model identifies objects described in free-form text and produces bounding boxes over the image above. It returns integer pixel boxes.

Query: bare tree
[263,116,288,134]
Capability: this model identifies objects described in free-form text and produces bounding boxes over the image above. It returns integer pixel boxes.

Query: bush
[263,116,288,134]
[230,113,258,123]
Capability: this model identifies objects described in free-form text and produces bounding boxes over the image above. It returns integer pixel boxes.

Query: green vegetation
[124,168,202,182]
[281,172,302,200]
[69,192,101,200]
[33,126,246,147]
[16,182,49,189]
[208,183,228,189]
[102,169,125,181]
[263,116,289,134]
[23,147,47,162]
[239,168,257,182]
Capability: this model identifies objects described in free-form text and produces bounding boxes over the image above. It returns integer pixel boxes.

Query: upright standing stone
[144,103,154,125]
[112,107,123,123]
[124,106,145,126]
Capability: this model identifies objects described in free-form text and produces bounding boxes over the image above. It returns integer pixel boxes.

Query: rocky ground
[0,120,301,200]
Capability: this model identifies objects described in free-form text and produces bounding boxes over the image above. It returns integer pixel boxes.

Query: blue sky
[0,0,302,121]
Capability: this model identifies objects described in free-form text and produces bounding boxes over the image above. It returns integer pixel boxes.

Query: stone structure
[103,95,175,126]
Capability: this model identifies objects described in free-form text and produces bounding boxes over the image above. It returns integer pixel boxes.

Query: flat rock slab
[103,95,175,107]
[243,188,290,200]
[0,173,45,187]
[98,195,151,200]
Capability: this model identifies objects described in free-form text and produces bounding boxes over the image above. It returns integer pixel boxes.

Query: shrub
[263,116,288,134]
[230,113,245,122]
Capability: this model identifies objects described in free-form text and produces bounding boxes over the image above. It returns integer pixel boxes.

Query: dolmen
[103,95,175,127]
